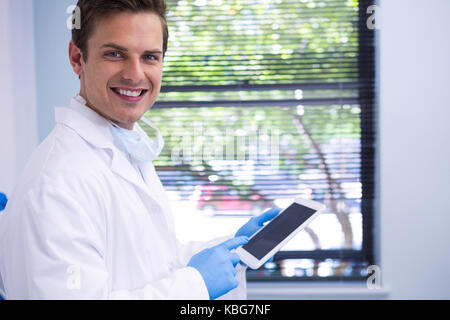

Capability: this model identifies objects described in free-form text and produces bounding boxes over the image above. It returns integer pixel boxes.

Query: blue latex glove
[0,193,7,211]
[187,236,249,300]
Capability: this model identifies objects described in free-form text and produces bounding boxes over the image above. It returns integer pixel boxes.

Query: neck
[77,91,135,130]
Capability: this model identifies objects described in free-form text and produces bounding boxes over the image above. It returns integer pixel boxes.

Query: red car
[194,184,272,216]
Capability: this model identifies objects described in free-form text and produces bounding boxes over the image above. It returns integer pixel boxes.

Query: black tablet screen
[242,202,317,260]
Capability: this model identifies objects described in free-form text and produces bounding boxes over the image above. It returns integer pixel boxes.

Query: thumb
[254,207,280,226]
[221,236,249,251]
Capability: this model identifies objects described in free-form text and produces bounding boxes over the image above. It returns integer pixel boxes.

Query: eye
[143,54,158,61]
[105,51,122,59]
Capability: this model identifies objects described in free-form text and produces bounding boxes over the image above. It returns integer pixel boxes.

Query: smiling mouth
[110,87,148,101]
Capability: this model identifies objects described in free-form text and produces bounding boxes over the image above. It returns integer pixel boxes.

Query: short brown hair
[71,0,169,61]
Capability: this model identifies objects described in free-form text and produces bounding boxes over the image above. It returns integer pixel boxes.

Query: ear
[68,40,84,77]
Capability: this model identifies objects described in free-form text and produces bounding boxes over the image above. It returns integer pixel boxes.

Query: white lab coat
[0,97,247,300]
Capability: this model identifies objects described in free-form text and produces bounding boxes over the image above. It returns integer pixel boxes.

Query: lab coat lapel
[138,161,178,245]
[108,132,166,210]
[109,151,157,203]
[138,162,169,209]
[56,97,163,207]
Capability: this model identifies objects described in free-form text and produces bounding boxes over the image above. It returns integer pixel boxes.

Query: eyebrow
[100,42,163,55]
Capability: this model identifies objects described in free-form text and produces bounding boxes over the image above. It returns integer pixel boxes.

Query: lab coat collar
[54,96,158,205]
[55,96,115,150]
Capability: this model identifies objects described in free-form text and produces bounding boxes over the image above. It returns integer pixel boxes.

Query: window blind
[142,0,376,281]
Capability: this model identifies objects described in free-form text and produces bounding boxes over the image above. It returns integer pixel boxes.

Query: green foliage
[142,0,362,180]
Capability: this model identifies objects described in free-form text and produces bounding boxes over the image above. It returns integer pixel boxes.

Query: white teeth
[118,89,142,97]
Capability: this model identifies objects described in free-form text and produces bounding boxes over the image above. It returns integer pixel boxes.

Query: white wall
[0,0,38,195]
[34,0,80,142]
[0,0,77,196]
[379,0,450,299]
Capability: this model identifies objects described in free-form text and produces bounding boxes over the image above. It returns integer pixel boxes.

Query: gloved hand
[235,207,280,239]
[187,236,249,300]
[235,207,280,264]
[0,193,7,211]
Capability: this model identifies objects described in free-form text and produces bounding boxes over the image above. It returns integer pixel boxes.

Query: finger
[254,207,280,226]
[222,236,249,251]
[229,252,241,267]
[226,262,238,276]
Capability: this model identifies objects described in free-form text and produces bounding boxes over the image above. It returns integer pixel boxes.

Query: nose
[121,56,145,85]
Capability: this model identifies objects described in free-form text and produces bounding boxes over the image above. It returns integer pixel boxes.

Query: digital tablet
[236,197,325,269]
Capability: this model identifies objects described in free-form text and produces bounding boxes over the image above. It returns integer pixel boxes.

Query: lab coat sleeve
[13,184,109,299]
[9,183,209,300]
[109,267,208,299]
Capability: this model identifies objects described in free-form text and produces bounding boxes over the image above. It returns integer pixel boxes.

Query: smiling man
[0,0,280,300]
[70,9,165,129]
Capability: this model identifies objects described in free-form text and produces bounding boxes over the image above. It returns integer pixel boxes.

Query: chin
[120,110,147,125]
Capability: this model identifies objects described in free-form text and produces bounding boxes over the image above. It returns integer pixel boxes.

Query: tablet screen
[242,202,317,260]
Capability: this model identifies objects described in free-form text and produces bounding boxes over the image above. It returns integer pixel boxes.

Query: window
[141,0,376,281]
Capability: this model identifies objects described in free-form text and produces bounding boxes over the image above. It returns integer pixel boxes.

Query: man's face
[75,12,164,129]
